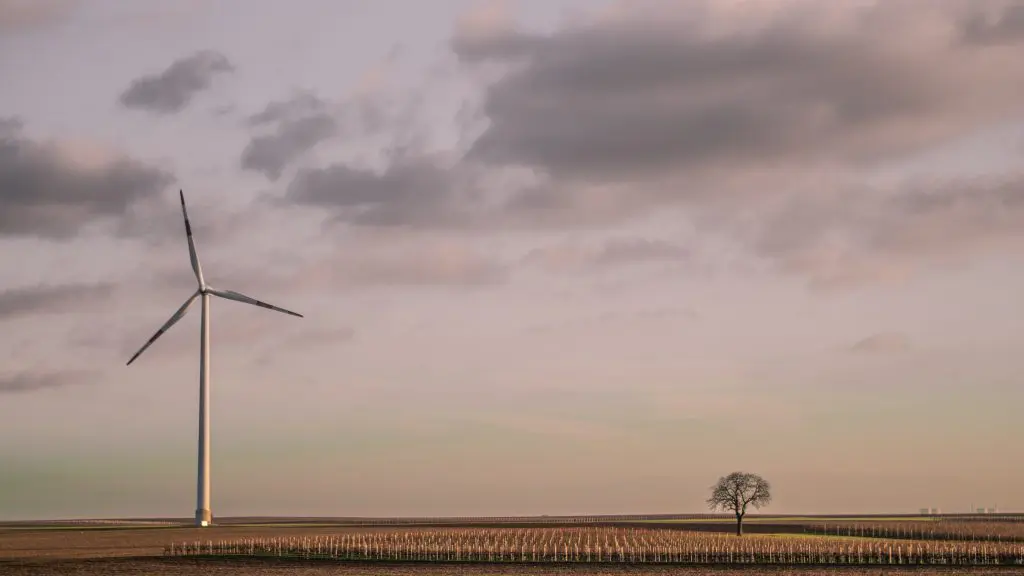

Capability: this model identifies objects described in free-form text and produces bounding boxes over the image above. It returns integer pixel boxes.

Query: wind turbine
[126,190,302,527]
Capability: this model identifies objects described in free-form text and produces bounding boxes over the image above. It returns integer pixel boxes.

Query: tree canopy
[706,471,772,535]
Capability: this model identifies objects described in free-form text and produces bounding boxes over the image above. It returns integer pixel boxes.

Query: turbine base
[195,509,212,527]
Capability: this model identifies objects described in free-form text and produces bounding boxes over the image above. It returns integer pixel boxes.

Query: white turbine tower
[127,190,302,527]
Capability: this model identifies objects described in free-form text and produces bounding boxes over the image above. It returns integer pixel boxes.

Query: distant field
[5,513,1017,529]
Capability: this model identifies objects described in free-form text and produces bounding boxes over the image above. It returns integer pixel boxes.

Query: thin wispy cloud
[0,282,113,320]
[523,238,690,275]
[850,332,913,355]
[0,0,77,35]
[0,370,92,394]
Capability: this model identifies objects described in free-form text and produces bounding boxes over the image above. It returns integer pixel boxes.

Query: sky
[1,0,1024,520]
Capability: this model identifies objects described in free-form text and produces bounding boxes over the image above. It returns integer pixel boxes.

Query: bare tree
[706,471,772,536]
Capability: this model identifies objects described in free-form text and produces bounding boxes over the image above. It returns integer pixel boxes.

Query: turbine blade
[180,190,205,287]
[207,287,303,318]
[126,292,200,366]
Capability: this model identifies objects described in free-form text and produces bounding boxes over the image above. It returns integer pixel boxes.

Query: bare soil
[0,525,385,560]
[2,525,1021,575]
[4,557,1024,576]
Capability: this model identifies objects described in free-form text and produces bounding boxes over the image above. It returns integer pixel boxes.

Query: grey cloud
[285,157,475,229]
[119,50,233,114]
[961,2,1024,45]
[271,49,487,223]
[248,92,329,127]
[283,153,611,232]
[242,89,401,182]
[0,116,20,136]
[0,118,174,238]
[241,116,337,181]
[443,1,1024,287]
[752,174,1024,289]
[454,1,1024,185]
[211,104,236,118]
[0,283,113,320]
[0,371,91,394]
[871,176,1024,255]
[265,1,1024,290]
[850,332,913,354]
[242,93,339,181]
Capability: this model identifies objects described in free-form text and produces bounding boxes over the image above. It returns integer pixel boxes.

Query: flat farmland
[7,557,1024,576]
[3,519,1024,575]
[0,518,895,559]
[0,524,392,560]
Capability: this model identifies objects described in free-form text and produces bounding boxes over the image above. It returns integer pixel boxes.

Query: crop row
[166,527,1024,565]
[804,521,1024,543]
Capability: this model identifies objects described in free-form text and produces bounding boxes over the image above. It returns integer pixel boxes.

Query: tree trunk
[735,513,743,536]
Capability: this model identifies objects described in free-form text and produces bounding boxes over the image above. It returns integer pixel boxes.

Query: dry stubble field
[2,521,1023,576]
